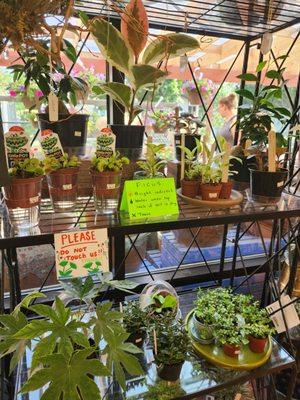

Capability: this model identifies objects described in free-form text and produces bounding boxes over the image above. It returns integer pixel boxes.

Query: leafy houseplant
[149,110,173,133]
[81,0,199,153]
[3,158,44,228]
[198,143,223,201]
[179,140,202,198]
[135,143,167,179]
[0,291,143,399]
[45,154,80,211]
[123,300,147,346]
[153,321,189,381]
[90,152,129,213]
[236,56,291,201]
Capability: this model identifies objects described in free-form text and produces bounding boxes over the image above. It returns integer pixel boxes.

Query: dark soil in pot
[157,361,183,381]
[3,176,43,208]
[219,181,233,199]
[38,114,89,155]
[109,124,145,159]
[200,183,222,201]
[250,168,288,203]
[248,335,268,353]
[181,179,199,198]
[175,134,201,161]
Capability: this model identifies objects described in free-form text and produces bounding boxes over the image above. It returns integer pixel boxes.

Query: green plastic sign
[120,178,179,219]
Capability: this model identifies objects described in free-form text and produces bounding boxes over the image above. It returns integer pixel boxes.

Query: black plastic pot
[230,156,250,183]
[157,361,183,381]
[175,134,201,161]
[109,124,145,159]
[38,114,89,155]
[250,168,288,203]
[128,331,147,348]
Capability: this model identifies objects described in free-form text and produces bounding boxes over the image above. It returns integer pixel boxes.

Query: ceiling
[75,0,300,40]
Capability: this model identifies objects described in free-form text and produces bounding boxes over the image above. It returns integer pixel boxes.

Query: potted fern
[80,0,199,156]
[3,158,44,228]
[90,152,129,213]
[236,56,291,202]
[45,154,80,211]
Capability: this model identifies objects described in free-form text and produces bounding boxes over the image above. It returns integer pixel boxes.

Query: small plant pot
[157,361,183,381]
[250,168,288,203]
[248,335,268,353]
[181,179,199,198]
[91,170,121,214]
[47,167,79,211]
[200,183,222,201]
[128,331,147,348]
[3,176,43,228]
[192,313,214,344]
[223,343,241,358]
[219,181,233,199]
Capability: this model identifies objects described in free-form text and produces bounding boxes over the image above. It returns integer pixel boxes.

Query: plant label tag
[107,184,116,189]
[268,131,276,173]
[209,193,218,198]
[74,131,82,137]
[29,196,39,204]
[48,91,59,122]
[54,228,109,280]
[4,126,31,167]
[96,127,116,158]
[277,181,284,188]
[63,184,72,190]
[39,129,64,159]
[265,295,300,333]
[120,178,179,219]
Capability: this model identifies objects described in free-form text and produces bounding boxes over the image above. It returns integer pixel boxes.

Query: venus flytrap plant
[91,152,129,173]
[44,154,80,174]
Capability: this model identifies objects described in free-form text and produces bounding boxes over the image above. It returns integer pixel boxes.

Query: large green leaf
[20,349,109,400]
[0,312,29,374]
[235,89,254,101]
[87,17,134,75]
[100,82,132,111]
[237,73,258,81]
[105,330,143,390]
[142,33,199,65]
[92,302,123,345]
[131,64,167,90]
[60,276,99,305]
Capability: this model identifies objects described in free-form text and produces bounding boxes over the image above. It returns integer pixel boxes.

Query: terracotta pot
[219,181,233,199]
[223,343,240,358]
[248,335,268,353]
[200,183,222,201]
[181,179,199,198]
[91,170,121,197]
[47,167,79,197]
[157,361,183,381]
[3,176,43,208]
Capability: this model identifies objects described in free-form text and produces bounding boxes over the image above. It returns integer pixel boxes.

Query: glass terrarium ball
[139,280,180,311]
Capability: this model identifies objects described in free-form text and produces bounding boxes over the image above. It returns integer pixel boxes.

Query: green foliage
[153,320,190,365]
[91,151,129,172]
[9,157,44,178]
[179,138,203,181]
[20,348,110,400]
[243,304,275,339]
[123,300,147,334]
[200,165,222,184]
[236,55,291,171]
[150,293,177,314]
[136,143,167,178]
[214,316,249,347]
[81,12,198,124]
[44,154,80,173]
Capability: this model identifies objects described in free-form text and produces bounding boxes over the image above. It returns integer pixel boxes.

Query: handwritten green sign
[120,178,179,219]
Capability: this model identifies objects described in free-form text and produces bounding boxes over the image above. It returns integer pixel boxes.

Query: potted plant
[214,315,249,358]
[7,3,90,154]
[135,143,167,179]
[90,152,129,213]
[2,158,44,228]
[45,154,80,211]
[149,110,173,133]
[236,56,291,201]
[0,289,144,399]
[199,165,222,201]
[243,306,275,353]
[80,0,199,156]
[179,140,202,198]
[182,73,215,105]
[123,300,147,347]
[153,321,189,381]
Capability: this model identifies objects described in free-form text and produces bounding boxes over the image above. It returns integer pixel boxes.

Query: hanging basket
[188,89,201,105]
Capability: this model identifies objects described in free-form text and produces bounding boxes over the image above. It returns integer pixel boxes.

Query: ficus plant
[80,0,199,124]
[236,55,291,171]
[136,143,167,178]
[179,138,203,181]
